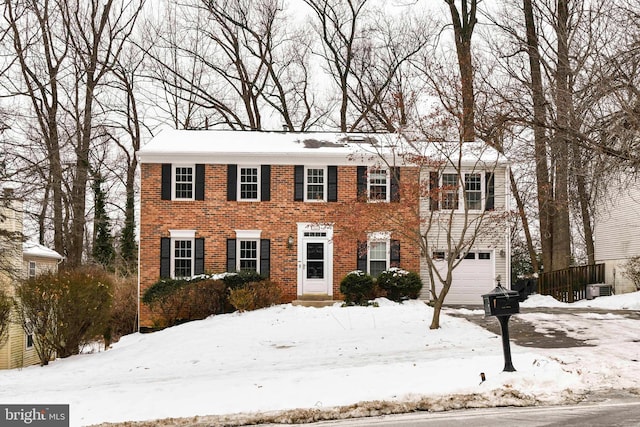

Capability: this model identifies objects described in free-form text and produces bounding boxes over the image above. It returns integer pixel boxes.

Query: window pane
[442,173,459,209]
[369,169,388,201]
[370,241,387,260]
[306,242,324,279]
[370,261,387,277]
[174,239,192,278]
[240,167,259,200]
[175,167,194,199]
[306,168,324,200]
[465,173,482,210]
[239,240,258,272]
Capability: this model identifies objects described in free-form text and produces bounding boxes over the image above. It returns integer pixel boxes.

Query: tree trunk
[446,0,476,142]
[523,0,553,272]
[510,171,539,273]
[551,0,572,270]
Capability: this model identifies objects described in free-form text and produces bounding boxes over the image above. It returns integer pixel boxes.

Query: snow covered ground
[1,292,639,426]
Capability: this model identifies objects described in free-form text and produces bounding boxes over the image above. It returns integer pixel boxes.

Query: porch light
[287,235,294,249]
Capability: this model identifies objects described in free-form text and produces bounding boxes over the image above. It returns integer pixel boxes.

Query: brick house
[137,130,425,326]
[137,130,510,327]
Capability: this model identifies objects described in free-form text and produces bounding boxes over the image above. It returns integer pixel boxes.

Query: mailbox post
[482,279,520,372]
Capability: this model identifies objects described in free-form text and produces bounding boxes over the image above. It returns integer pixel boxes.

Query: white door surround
[297,223,334,296]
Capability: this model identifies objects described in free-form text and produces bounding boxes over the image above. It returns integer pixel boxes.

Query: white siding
[419,165,510,304]
[594,184,640,262]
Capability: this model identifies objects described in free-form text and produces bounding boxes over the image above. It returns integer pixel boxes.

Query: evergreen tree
[119,190,137,274]
[92,174,115,269]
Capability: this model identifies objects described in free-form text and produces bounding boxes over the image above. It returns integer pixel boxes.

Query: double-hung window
[235,230,261,272]
[173,165,194,200]
[28,261,36,279]
[368,232,390,277]
[442,173,459,210]
[305,167,326,201]
[239,166,259,201]
[169,230,195,278]
[239,240,258,271]
[464,173,482,210]
[368,168,389,202]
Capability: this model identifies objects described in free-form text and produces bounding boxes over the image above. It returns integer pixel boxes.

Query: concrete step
[292,295,340,307]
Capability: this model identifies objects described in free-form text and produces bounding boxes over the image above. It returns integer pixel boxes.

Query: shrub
[622,256,640,291]
[228,280,282,312]
[14,266,113,364]
[340,271,376,305]
[142,277,226,328]
[108,274,138,344]
[221,270,266,289]
[0,290,11,345]
[376,268,423,302]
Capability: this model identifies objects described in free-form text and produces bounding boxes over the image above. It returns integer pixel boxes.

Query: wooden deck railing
[538,263,605,303]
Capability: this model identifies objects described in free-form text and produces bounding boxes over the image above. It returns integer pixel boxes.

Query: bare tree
[145,0,321,130]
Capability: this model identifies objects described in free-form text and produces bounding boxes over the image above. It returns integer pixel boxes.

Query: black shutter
[260,239,270,278]
[227,165,237,201]
[357,166,367,200]
[485,172,495,211]
[294,165,304,201]
[161,164,172,200]
[195,164,205,200]
[194,238,205,275]
[160,237,171,278]
[261,165,271,201]
[357,241,367,272]
[390,167,400,202]
[328,166,338,202]
[429,171,440,211]
[390,240,400,268]
[226,239,237,272]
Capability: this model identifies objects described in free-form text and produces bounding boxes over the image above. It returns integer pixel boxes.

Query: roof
[23,241,63,260]
[137,129,508,167]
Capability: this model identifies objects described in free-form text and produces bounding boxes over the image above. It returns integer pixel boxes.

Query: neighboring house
[0,192,62,369]
[137,130,510,327]
[420,142,511,305]
[594,179,640,294]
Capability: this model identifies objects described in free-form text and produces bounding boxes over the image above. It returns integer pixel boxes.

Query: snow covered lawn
[1,294,639,426]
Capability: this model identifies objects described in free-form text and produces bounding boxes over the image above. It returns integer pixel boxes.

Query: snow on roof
[23,241,63,260]
[137,129,508,167]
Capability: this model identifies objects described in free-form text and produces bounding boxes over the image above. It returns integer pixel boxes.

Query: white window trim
[237,165,261,202]
[169,230,196,278]
[172,164,196,201]
[235,230,261,272]
[28,261,36,278]
[367,167,390,203]
[304,166,327,202]
[463,172,483,211]
[438,171,486,212]
[367,231,390,275]
[25,319,34,350]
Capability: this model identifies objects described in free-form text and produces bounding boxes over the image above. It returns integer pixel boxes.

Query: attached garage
[432,250,496,305]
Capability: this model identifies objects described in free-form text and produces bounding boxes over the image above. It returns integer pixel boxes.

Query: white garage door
[433,250,495,305]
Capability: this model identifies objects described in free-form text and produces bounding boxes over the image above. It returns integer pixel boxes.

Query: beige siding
[419,165,511,300]
[594,185,640,262]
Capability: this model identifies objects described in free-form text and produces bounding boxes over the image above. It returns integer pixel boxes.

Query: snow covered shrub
[376,268,423,302]
[340,271,376,306]
[622,256,640,291]
[14,266,113,364]
[142,277,226,328]
[228,280,282,312]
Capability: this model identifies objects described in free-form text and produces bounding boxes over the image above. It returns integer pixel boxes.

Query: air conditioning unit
[586,284,612,300]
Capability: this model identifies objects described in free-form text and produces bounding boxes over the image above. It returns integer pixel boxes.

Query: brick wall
[139,163,420,327]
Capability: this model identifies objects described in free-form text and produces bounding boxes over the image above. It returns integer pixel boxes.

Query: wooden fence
[538,263,605,303]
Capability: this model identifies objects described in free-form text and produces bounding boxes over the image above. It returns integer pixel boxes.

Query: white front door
[297,223,333,296]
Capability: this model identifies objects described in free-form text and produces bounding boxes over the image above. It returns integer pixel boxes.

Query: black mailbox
[482,285,520,317]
